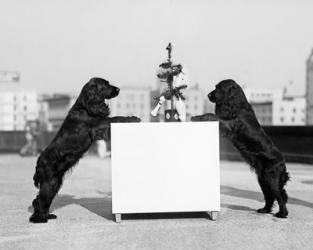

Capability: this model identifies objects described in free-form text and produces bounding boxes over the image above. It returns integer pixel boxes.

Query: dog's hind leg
[257,176,275,214]
[30,177,62,223]
[265,173,288,218]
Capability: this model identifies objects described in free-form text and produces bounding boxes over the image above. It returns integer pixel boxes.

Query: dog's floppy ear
[216,102,237,120]
[216,81,249,120]
[80,78,110,117]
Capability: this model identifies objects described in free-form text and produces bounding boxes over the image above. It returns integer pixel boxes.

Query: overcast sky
[0,0,313,94]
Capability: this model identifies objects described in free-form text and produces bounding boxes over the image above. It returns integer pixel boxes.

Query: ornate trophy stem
[151,43,188,122]
[166,43,174,112]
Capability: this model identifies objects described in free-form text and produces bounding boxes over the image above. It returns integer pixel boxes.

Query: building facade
[243,88,283,103]
[251,102,273,125]
[0,91,38,130]
[109,87,151,122]
[184,86,206,120]
[44,94,77,131]
[306,49,313,125]
[251,97,306,126]
[272,97,306,126]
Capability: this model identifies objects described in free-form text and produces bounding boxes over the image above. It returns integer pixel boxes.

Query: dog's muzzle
[208,92,215,102]
[114,87,120,96]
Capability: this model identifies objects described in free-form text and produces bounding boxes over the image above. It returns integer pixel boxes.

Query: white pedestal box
[111,122,220,222]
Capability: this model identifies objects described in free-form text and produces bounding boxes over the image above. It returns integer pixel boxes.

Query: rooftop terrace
[0,155,312,250]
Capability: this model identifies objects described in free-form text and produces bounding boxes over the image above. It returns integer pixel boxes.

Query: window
[280,117,284,123]
[126,94,134,100]
[280,107,284,112]
[266,117,270,123]
[293,108,296,113]
[291,117,295,123]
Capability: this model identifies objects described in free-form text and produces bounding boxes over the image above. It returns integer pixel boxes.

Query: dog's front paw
[275,211,288,218]
[48,214,57,219]
[191,113,217,122]
[29,213,48,223]
[191,116,201,122]
[128,116,141,122]
[257,207,272,214]
[204,113,218,121]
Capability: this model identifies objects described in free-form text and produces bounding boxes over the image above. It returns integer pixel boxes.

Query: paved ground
[0,155,312,250]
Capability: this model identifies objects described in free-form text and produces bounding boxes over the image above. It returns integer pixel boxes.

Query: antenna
[166,43,172,62]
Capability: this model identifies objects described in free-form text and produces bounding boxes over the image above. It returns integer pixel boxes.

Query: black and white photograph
[0,0,313,249]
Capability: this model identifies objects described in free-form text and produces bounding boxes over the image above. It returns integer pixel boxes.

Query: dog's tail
[280,171,290,203]
[281,171,290,185]
[33,168,41,188]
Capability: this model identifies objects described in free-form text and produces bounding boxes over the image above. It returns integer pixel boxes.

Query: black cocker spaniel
[192,79,289,218]
[30,78,140,223]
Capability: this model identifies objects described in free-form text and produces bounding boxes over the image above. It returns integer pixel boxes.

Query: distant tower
[306,49,313,125]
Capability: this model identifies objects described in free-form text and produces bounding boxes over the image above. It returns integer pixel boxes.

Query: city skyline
[1,0,313,95]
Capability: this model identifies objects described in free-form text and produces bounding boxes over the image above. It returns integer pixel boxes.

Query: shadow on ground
[221,185,313,209]
[51,193,114,220]
[302,180,313,185]
[221,203,255,212]
[28,191,212,221]
[121,212,211,221]
[28,191,114,221]
[27,186,313,221]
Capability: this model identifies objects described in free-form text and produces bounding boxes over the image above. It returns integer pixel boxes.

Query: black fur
[191,79,290,218]
[30,78,140,223]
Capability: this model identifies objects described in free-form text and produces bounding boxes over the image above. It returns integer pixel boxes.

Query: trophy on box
[151,43,189,122]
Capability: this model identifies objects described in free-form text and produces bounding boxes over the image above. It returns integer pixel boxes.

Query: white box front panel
[111,122,220,214]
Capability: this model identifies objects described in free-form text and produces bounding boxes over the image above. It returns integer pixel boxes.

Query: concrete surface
[0,154,312,250]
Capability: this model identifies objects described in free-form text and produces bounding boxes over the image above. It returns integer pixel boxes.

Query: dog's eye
[215,85,222,90]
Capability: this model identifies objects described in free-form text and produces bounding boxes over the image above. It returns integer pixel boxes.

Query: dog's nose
[116,87,120,93]
[207,93,212,99]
